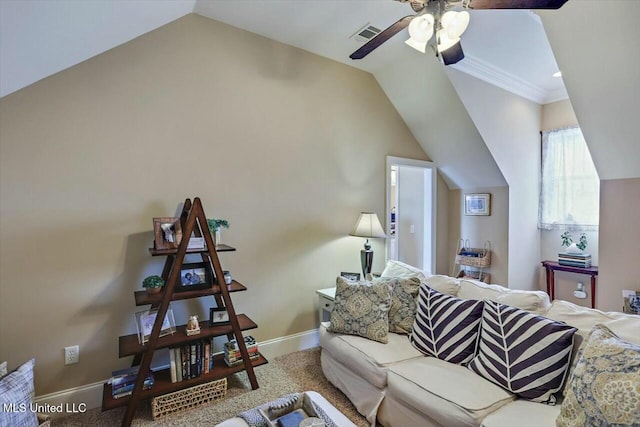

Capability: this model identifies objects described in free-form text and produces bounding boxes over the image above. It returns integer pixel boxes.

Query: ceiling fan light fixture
[405,14,434,52]
[441,10,470,39]
[436,28,460,53]
[441,40,464,65]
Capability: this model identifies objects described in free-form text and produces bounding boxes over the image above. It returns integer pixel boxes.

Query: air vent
[351,24,382,43]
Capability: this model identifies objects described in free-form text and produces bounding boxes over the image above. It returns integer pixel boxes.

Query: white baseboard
[35,328,319,417]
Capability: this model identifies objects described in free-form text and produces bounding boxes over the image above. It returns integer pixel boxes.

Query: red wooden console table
[541,260,598,308]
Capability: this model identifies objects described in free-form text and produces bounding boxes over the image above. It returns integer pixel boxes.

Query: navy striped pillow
[409,284,484,364]
[468,300,577,403]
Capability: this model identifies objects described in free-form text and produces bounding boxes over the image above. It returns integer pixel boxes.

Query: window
[539,127,599,230]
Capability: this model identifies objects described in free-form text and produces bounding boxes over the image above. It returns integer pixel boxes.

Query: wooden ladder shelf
[101,197,264,427]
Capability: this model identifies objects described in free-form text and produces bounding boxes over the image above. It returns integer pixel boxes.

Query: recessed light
[553,71,562,78]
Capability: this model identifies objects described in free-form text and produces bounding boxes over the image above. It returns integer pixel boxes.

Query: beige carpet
[53,347,368,426]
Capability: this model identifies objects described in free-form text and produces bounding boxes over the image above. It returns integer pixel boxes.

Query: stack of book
[109,366,154,399]
[558,252,592,268]
[224,335,259,367]
[168,338,214,383]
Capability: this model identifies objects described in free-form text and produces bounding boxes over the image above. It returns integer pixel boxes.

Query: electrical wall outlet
[574,282,587,299]
[64,345,79,365]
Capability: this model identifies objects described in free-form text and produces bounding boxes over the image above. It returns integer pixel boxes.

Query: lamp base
[360,249,374,278]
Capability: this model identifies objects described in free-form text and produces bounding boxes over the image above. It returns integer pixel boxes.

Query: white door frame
[386,156,437,274]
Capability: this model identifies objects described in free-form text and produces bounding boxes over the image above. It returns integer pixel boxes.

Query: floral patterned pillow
[327,277,393,343]
[379,276,421,334]
[556,324,640,427]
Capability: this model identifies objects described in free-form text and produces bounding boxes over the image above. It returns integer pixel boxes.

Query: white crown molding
[451,53,567,104]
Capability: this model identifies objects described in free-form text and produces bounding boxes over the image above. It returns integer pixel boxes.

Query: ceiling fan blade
[442,42,465,66]
[350,15,414,60]
[465,0,569,9]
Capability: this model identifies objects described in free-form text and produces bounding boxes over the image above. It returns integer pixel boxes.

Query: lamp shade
[350,212,386,239]
[405,14,434,53]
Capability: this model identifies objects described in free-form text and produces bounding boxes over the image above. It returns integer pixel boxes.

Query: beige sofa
[319,265,640,427]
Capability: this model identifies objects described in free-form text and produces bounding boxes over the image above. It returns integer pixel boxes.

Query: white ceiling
[1,0,581,189]
[1,0,566,103]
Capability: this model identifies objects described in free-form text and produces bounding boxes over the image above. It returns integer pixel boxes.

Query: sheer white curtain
[539,127,599,230]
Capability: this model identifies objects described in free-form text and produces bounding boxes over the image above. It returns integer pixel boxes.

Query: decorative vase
[215,228,222,246]
[565,242,582,254]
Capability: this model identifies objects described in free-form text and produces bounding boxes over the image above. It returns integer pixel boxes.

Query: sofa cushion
[0,359,38,427]
[424,274,460,296]
[458,279,551,314]
[327,277,392,343]
[468,300,577,404]
[387,357,515,427]
[481,400,561,427]
[382,276,421,334]
[380,259,429,280]
[409,284,484,364]
[319,323,423,389]
[556,324,640,427]
[545,299,640,393]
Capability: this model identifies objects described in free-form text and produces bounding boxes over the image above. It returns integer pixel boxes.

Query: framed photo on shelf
[622,290,640,315]
[464,193,491,216]
[176,262,212,292]
[210,307,230,325]
[153,217,183,250]
[340,272,361,281]
[135,308,176,344]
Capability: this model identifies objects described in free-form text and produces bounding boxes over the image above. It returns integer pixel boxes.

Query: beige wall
[448,187,509,285]
[541,99,577,130]
[0,14,429,395]
[598,178,640,311]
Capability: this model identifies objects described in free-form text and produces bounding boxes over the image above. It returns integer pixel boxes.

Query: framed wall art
[176,262,212,292]
[153,217,183,250]
[464,193,491,216]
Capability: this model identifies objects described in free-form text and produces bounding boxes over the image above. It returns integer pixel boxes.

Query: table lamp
[350,212,386,278]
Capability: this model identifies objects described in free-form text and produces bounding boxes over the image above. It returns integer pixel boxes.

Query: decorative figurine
[186,315,201,336]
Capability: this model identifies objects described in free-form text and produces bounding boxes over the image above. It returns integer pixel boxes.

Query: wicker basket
[455,249,491,268]
[151,378,227,419]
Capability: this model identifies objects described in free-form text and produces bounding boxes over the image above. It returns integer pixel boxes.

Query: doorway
[386,156,437,273]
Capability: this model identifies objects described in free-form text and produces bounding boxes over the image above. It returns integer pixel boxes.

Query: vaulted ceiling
[1,0,638,184]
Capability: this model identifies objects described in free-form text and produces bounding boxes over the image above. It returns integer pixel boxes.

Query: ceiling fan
[350,0,569,65]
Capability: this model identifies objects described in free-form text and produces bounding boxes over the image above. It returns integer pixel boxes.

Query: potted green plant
[142,275,164,294]
[207,218,229,245]
[560,231,587,253]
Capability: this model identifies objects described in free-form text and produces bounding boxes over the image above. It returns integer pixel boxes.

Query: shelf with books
[101,353,268,411]
[118,314,258,357]
[133,280,247,306]
[102,198,264,427]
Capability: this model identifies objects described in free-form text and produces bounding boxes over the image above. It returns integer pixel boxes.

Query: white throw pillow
[458,279,551,314]
[380,260,428,280]
[423,275,460,296]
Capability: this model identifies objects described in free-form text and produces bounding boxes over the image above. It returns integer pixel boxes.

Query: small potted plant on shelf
[560,231,587,253]
[142,275,164,294]
[207,218,229,246]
